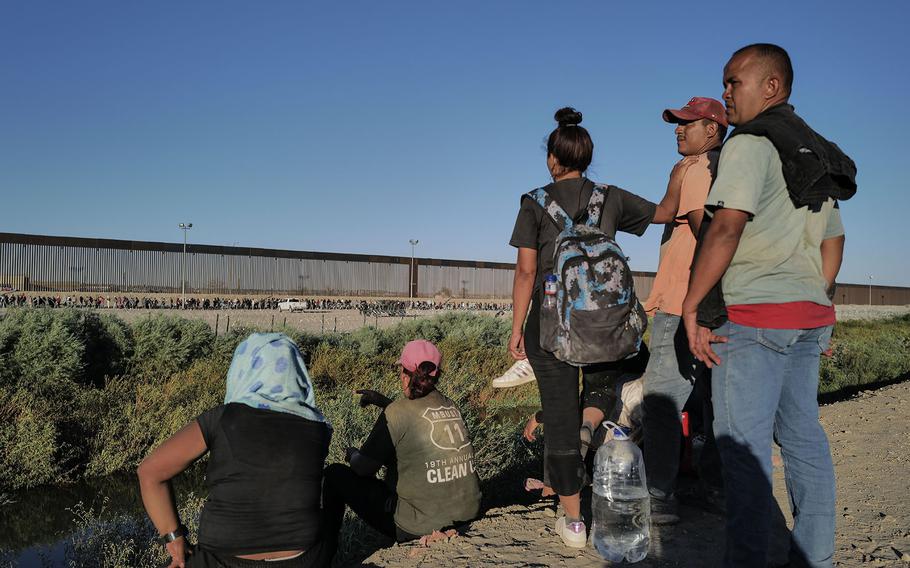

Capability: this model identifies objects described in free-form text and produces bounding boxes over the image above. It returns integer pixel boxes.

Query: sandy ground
[344,384,910,567]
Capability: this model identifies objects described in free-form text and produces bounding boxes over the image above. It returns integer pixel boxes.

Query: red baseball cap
[396,339,442,376]
[663,97,728,127]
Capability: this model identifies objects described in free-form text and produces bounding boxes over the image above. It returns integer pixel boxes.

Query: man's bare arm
[820,235,845,292]
[681,208,749,366]
[509,247,537,360]
[653,156,699,224]
[686,208,705,237]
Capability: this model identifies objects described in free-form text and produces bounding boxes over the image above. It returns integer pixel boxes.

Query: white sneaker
[555,516,587,549]
[492,359,536,388]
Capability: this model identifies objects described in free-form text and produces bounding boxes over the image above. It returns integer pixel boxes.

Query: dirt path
[821,383,910,567]
[349,381,910,567]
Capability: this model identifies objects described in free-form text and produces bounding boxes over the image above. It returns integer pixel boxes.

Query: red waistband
[726,301,835,329]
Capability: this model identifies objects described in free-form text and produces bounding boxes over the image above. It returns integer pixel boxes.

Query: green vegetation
[819,314,910,400]
[0,309,547,493]
[0,308,908,566]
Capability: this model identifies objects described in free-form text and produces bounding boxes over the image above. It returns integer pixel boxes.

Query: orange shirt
[644,153,714,317]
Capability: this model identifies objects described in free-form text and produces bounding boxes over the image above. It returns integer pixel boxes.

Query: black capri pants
[524,296,628,496]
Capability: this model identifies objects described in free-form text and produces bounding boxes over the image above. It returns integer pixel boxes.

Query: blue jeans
[711,322,835,568]
[642,312,721,499]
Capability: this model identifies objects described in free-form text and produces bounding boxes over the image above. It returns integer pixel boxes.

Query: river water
[1,472,205,566]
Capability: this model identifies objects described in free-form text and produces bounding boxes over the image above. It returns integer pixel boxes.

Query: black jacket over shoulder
[695,104,857,328]
[728,103,857,212]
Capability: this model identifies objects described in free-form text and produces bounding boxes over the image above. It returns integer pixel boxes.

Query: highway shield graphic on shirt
[422,406,470,451]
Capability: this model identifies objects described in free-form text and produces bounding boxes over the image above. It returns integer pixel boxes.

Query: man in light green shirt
[705,133,844,307]
[681,43,851,568]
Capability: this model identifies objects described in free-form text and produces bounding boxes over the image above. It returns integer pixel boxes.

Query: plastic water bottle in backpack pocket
[539,274,561,349]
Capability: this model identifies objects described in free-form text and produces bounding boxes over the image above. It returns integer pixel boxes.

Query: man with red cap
[641,96,727,524]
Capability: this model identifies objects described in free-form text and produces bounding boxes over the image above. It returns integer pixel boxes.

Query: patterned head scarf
[224,332,330,426]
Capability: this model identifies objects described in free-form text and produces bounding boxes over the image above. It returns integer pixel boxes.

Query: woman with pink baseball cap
[321,339,481,561]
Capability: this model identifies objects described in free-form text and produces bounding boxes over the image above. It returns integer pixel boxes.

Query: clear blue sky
[1,1,906,286]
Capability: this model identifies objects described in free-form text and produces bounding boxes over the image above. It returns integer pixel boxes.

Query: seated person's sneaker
[555,517,587,548]
[650,492,680,525]
[492,359,536,388]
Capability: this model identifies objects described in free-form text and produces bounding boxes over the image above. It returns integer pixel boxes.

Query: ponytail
[405,361,438,399]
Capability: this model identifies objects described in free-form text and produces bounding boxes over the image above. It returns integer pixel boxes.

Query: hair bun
[554,107,583,128]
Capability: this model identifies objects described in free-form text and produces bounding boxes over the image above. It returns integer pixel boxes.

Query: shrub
[0,308,133,395]
[84,312,134,386]
[65,493,204,568]
[129,315,214,380]
[0,388,59,490]
[820,315,910,398]
[0,309,85,401]
[86,358,227,477]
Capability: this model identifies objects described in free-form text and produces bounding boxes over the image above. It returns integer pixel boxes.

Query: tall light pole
[409,239,419,304]
[868,274,873,306]
[179,223,193,307]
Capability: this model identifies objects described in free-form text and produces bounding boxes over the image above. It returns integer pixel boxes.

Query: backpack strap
[526,187,573,231]
[585,184,609,228]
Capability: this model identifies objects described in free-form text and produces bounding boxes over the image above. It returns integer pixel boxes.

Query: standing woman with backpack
[508,107,692,547]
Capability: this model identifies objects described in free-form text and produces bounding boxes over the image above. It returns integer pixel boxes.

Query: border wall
[0,232,907,304]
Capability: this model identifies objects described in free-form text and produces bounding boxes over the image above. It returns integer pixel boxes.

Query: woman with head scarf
[138,333,332,568]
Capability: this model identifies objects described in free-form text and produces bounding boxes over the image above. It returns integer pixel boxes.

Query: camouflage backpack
[528,184,647,365]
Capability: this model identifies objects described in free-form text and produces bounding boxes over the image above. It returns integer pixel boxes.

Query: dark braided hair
[405,361,439,399]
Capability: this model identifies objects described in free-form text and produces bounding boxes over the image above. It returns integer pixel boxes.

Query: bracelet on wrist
[156,524,188,546]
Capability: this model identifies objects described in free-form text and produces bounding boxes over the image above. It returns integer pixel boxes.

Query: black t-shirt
[509,178,657,291]
[195,403,331,555]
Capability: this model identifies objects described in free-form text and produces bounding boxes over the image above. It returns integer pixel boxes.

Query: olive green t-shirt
[704,134,845,307]
[383,389,481,536]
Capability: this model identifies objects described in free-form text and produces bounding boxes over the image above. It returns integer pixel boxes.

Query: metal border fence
[1,232,907,304]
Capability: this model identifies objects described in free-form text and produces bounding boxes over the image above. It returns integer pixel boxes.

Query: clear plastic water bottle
[543,274,558,308]
[592,422,651,563]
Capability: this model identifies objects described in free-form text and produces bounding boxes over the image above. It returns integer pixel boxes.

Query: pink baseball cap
[663,97,728,127]
[396,339,442,376]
